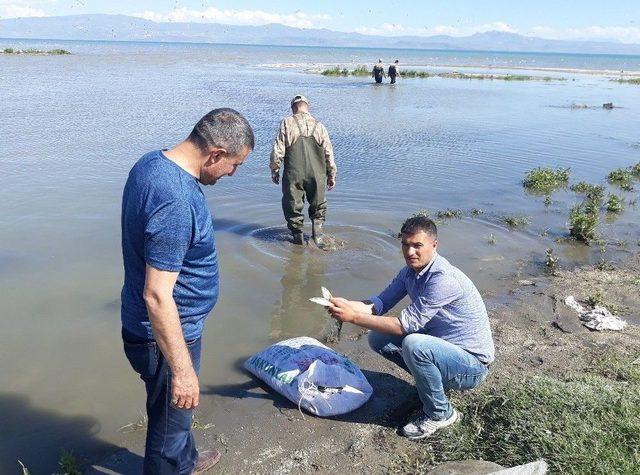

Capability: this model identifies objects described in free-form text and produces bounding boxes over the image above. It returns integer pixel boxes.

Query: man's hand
[271,170,280,185]
[327,177,336,191]
[328,297,361,323]
[171,367,200,410]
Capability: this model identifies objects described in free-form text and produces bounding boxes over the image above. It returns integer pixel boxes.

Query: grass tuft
[410,354,640,474]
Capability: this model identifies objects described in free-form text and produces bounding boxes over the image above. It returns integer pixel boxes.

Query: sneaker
[193,448,222,474]
[401,408,460,440]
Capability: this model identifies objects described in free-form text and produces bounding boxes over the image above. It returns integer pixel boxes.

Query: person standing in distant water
[388,60,400,84]
[270,95,337,248]
[372,59,386,84]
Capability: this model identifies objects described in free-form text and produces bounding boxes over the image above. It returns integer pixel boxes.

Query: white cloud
[0,3,47,18]
[355,22,519,38]
[136,7,330,29]
[531,25,640,44]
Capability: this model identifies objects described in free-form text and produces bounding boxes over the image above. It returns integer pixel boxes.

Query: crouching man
[327,216,494,439]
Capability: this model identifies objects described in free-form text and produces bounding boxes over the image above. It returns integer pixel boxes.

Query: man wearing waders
[270,95,337,247]
[388,59,400,84]
[372,59,386,84]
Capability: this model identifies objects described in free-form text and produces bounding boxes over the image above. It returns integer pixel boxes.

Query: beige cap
[290,94,309,107]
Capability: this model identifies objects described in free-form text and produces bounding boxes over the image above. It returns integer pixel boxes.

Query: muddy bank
[90,253,639,474]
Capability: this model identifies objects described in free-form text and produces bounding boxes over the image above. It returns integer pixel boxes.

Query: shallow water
[1,40,639,472]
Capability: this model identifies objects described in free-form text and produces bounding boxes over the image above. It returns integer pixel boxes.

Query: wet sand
[90,252,640,474]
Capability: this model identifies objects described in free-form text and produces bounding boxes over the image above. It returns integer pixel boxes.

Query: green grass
[523,167,570,194]
[606,194,624,213]
[411,354,640,474]
[320,66,349,76]
[351,65,369,76]
[614,78,640,85]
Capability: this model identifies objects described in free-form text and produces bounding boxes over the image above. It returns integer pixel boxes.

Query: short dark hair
[400,216,437,239]
[188,108,254,155]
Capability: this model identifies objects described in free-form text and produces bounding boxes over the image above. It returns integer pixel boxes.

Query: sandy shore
[90,252,640,474]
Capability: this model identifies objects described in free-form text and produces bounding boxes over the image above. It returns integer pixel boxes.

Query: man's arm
[270,119,287,184]
[317,123,337,190]
[143,265,199,410]
[328,297,405,335]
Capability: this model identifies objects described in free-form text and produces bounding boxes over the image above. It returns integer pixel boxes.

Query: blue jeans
[123,329,201,474]
[368,331,488,420]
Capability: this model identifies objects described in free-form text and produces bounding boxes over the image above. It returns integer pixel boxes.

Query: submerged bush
[523,167,570,194]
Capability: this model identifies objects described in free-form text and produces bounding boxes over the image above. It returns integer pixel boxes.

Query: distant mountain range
[2,14,640,55]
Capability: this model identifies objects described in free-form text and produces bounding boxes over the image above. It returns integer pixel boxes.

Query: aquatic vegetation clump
[614,78,640,85]
[569,203,598,243]
[436,209,463,219]
[522,167,570,194]
[351,65,369,76]
[321,66,349,76]
[2,47,71,55]
[606,194,624,213]
[502,215,530,228]
[411,209,430,218]
[544,196,552,207]
[3,47,14,53]
[49,48,71,55]
[471,208,484,215]
[570,182,605,197]
[607,168,633,187]
[631,162,640,177]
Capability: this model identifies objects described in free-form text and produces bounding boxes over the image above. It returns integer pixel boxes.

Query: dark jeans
[123,329,201,474]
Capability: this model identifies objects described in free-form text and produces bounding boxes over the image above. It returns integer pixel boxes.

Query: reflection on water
[1,40,639,471]
[270,247,328,340]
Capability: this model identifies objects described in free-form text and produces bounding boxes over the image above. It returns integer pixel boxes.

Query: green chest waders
[281,116,327,234]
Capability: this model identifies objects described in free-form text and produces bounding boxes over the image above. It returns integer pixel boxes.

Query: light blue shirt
[369,253,495,364]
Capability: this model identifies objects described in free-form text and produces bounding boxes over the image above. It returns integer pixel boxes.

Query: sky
[1,0,640,44]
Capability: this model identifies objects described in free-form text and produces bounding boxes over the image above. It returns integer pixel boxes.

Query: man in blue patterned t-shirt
[328,216,494,440]
[121,108,253,474]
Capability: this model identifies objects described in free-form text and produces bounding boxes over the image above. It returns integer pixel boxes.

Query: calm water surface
[1,41,639,472]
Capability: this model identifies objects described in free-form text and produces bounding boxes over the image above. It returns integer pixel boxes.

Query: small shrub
[522,167,570,194]
[606,194,624,213]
